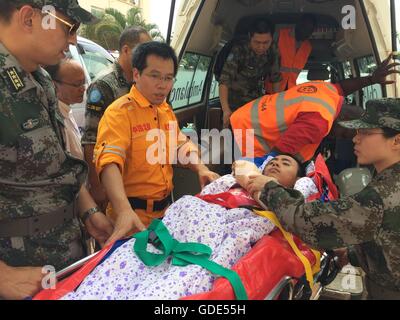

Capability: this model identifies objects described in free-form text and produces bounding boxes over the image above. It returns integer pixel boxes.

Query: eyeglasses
[43,10,80,36]
[143,73,176,84]
[54,79,87,88]
[356,129,385,137]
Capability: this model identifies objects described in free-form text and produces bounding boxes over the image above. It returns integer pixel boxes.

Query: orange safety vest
[266,28,312,93]
[230,82,344,162]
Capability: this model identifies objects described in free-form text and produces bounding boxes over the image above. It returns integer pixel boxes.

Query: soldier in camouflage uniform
[219,18,282,128]
[252,98,400,299]
[82,27,151,208]
[0,0,98,300]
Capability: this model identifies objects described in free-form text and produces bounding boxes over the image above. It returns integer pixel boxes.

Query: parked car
[68,36,115,131]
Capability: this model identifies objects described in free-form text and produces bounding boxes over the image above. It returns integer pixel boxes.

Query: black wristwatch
[79,207,101,224]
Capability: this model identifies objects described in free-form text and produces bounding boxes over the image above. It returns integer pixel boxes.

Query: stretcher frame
[53,242,337,301]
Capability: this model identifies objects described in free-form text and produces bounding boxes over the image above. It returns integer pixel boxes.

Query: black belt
[128,195,172,212]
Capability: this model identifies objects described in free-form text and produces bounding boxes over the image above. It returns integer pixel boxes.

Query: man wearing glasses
[82,27,152,212]
[94,42,220,243]
[0,0,98,300]
[47,58,87,159]
[45,58,114,250]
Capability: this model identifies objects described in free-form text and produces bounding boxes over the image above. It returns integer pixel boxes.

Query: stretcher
[33,227,338,300]
[34,155,339,300]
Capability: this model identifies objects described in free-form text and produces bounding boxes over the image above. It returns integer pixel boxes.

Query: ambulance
[166,0,399,299]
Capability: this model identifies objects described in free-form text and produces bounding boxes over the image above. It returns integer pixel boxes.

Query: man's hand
[85,212,114,248]
[333,248,350,269]
[0,263,44,300]
[371,53,400,85]
[105,210,146,246]
[246,175,278,198]
[222,109,232,129]
[198,170,220,189]
[232,160,261,188]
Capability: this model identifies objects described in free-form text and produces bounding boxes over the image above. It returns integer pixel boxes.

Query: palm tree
[126,7,144,27]
[143,23,165,41]
[105,8,127,29]
[125,8,165,41]
[94,14,123,50]
[79,7,165,50]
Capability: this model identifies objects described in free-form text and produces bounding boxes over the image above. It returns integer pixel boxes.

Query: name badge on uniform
[5,67,25,92]
[21,118,40,131]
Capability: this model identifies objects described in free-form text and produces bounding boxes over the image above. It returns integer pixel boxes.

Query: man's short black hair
[274,152,306,177]
[119,26,149,51]
[0,0,17,23]
[382,127,400,139]
[132,41,178,76]
[249,18,274,37]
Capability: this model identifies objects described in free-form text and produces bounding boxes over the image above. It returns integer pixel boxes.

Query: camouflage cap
[339,98,400,131]
[15,0,98,24]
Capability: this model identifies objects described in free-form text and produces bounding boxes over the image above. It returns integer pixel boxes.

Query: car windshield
[78,41,114,80]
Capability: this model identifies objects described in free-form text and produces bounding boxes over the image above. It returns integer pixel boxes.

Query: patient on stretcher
[61,155,317,300]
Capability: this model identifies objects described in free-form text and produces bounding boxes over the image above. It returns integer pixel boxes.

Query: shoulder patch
[297,85,318,94]
[88,88,103,104]
[5,67,25,92]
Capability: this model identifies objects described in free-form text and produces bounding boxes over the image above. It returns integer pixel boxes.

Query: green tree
[94,14,123,50]
[80,7,165,49]
[105,8,127,29]
[126,8,165,41]
[126,7,144,27]
[143,23,164,41]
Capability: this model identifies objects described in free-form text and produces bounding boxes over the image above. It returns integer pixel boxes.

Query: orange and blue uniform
[94,86,187,226]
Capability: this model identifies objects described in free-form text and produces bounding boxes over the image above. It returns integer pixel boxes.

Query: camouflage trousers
[0,219,86,271]
[366,278,400,300]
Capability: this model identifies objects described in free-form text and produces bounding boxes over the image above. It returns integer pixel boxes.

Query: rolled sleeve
[94,106,131,177]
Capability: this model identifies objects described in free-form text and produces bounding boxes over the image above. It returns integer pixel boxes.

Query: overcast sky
[147,0,182,38]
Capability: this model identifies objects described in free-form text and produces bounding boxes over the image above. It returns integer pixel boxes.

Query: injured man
[62,155,318,300]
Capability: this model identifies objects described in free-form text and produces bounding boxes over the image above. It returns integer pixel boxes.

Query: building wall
[79,0,137,16]
[138,0,151,23]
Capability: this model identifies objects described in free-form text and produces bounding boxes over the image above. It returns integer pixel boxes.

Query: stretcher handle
[315,251,340,287]
[56,251,99,281]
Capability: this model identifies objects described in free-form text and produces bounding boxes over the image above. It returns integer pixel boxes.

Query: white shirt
[58,100,84,160]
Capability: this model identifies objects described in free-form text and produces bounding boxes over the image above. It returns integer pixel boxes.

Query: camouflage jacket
[260,162,400,291]
[219,40,282,110]
[82,61,132,145]
[0,43,87,269]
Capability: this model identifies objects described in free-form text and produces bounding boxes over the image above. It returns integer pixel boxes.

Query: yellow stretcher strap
[254,210,321,288]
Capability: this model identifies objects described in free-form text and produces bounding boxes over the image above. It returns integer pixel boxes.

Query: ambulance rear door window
[170,52,211,110]
[356,55,383,108]
[342,61,356,105]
